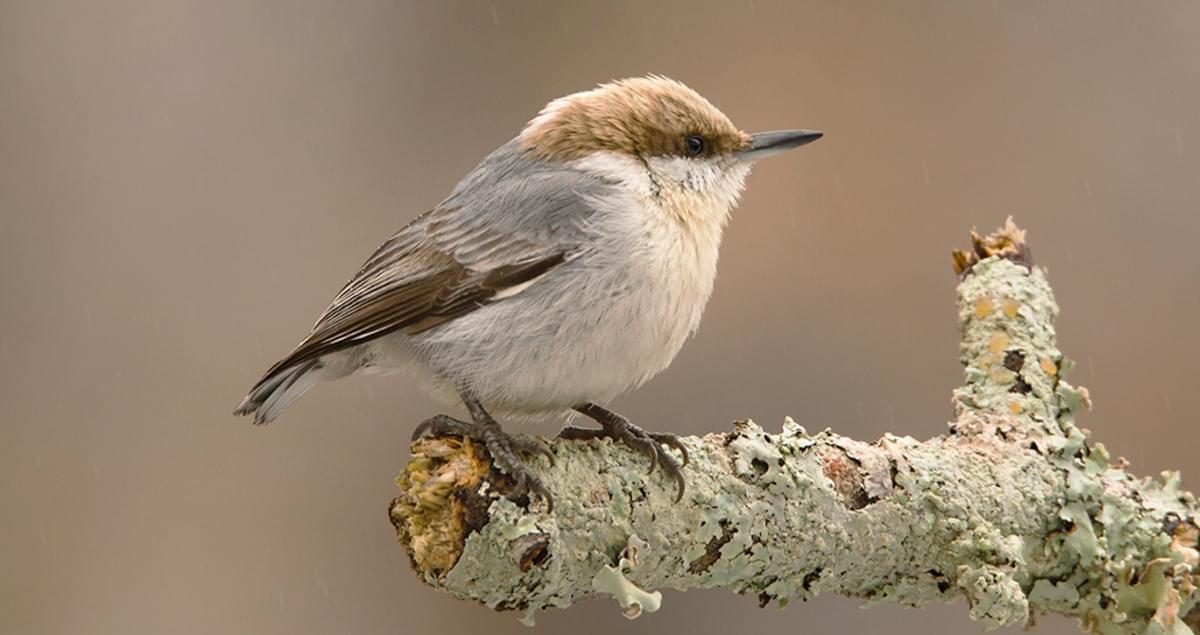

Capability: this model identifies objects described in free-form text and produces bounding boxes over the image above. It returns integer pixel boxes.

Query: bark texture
[389,220,1200,633]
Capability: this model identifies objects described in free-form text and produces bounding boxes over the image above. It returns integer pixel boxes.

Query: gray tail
[234,359,322,425]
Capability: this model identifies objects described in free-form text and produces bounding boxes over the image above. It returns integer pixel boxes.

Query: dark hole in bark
[1003,350,1025,372]
[1002,350,1032,394]
[456,486,494,536]
[493,600,527,612]
[515,533,552,572]
[927,569,950,593]
[1162,512,1183,536]
[803,569,822,592]
[751,458,769,476]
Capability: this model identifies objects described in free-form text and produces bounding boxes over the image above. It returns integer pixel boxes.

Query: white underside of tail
[236,351,359,424]
[255,365,322,424]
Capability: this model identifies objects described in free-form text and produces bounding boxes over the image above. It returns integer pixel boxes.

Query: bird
[234,76,821,509]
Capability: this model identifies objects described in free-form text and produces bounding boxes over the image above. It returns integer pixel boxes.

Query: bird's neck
[572,151,748,245]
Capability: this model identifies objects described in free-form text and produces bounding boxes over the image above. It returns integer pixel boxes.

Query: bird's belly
[403,255,712,415]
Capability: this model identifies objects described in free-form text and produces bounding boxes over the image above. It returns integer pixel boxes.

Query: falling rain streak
[314,567,329,598]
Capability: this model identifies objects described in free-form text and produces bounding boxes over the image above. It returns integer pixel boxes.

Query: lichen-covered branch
[389,219,1200,633]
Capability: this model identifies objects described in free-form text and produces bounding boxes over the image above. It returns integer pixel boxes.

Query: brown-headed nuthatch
[235,76,822,509]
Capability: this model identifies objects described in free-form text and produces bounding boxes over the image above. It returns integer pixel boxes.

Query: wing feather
[259,206,568,377]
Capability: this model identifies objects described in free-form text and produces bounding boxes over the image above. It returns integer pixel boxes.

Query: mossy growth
[390,437,490,579]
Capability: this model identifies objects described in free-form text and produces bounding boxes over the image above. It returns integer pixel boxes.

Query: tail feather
[234,359,321,425]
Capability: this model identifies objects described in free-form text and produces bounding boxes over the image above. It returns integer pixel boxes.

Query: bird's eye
[684,134,705,157]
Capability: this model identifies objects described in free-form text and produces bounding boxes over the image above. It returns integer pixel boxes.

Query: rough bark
[389,219,1200,633]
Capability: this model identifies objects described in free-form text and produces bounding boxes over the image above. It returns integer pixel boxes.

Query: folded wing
[266,208,567,378]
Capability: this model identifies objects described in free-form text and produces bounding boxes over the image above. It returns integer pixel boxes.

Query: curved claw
[411,419,433,441]
[526,477,554,514]
[640,437,660,476]
[669,466,685,502]
[648,447,686,502]
[651,433,690,467]
[510,469,554,513]
[535,443,557,467]
[511,435,557,467]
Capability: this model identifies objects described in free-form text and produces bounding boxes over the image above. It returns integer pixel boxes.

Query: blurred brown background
[2,1,1198,633]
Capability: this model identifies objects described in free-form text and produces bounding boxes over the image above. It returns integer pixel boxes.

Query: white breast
[395,151,749,417]
[574,150,750,338]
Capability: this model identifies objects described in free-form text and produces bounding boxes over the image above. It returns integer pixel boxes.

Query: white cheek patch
[571,151,656,196]
[645,156,750,211]
[645,156,694,187]
[571,152,751,228]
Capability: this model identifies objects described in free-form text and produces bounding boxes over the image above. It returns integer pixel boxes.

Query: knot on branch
[390,437,491,578]
[952,216,1033,277]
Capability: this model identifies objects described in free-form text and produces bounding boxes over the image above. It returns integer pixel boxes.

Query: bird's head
[518,76,821,222]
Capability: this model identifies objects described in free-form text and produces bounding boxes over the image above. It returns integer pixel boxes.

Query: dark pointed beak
[738,129,823,161]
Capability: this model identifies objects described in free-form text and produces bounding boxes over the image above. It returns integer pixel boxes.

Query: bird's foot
[413,414,555,511]
[560,404,689,501]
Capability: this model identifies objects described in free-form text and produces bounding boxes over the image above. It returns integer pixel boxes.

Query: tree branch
[389,219,1200,633]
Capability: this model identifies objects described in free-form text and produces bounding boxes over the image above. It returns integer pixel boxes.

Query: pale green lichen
[950,255,1200,634]
[391,247,1200,633]
[498,514,540,541]
[952,257,1064,430]
[957,563,1030,629]
[591,535,662,619]
[399,416,1066,620]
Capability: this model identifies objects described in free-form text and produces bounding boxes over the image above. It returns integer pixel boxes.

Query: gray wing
[255,141,610,381]
[260,209,567,377]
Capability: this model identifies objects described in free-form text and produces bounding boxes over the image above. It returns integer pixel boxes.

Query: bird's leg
[559,403,689,501]
[412,401,555,511]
